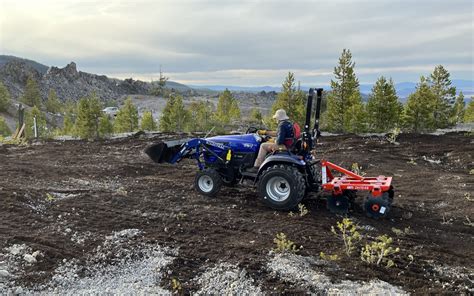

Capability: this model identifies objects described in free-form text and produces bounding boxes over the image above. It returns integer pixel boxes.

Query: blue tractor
[146,88,394,216]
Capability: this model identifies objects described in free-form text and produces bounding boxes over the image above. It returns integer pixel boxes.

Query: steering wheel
[245,126,259,134]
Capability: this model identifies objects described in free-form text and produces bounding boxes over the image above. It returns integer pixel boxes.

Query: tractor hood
[205,134,260,153]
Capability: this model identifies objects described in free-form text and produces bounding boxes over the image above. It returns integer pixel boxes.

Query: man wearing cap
[246,109,294,173]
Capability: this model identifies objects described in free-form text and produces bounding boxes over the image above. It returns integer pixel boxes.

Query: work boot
[245,166,259,173]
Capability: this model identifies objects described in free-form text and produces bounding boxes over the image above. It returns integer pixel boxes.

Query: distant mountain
[190,85,282,93]
[196,79,473,102]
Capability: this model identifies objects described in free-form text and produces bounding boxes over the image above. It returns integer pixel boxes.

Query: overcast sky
[0,0,472,86]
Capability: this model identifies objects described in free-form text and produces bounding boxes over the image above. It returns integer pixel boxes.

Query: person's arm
[275,122,285,145]
[266,130,277,137]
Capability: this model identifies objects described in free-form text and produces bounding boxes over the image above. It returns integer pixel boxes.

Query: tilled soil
[0,132,473,294]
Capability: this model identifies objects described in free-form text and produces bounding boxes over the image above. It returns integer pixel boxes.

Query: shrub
[331,218,361,257]
[273,232,299,254]
[360,235,399,268]
[298,203,309,217]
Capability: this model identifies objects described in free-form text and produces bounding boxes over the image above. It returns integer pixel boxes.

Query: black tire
[364,192,391,219]
[194,169,222,197]
[258,164,306,210]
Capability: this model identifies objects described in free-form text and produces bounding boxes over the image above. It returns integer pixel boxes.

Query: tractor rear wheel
[258,164,306,210]
[194,169,222,197]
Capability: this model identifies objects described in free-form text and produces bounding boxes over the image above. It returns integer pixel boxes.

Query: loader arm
[145,138,232,168]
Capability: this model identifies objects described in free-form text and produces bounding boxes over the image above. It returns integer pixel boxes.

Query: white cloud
[0,0,472,85]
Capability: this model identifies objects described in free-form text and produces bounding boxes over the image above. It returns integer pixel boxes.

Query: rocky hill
[0,59,152,102]
[0,56,191,103]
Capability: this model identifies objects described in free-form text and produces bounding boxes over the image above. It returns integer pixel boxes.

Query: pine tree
[326,49,364,132]
[464,97,474,123]
[74,93,103,139]
[402,76,437,132]
[24,106,48,138]
[270,72,306,128]
[452,92,465,124]
[250,108,263,124]
[21,76,42,107]
[98,115,114,137]
[62,100,76,135]
[214,89,241,126]
[45,89,62,114]
[170,94,189,132]
[187,100,214,132]
[159,95,176,132]
[114,97,139,133]
[0,82,11,112]
[0,116,11,136]
[150,67,169,96]
[366,76,403,132]
[429,65,456,128]
[140,110,157,131]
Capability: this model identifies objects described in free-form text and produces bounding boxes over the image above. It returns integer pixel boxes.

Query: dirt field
[0,132,473,294]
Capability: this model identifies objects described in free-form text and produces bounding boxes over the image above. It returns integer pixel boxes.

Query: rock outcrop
[0,60,151,102]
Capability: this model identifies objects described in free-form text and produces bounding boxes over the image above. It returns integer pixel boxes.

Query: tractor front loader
[145,88,394,218]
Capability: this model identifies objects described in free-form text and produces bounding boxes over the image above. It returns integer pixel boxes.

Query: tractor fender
[257,154,306,179]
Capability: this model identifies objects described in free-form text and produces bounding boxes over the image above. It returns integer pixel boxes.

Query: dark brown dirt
[0,132,473,294]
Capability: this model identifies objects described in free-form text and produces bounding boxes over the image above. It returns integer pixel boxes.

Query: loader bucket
[145,141,184,164]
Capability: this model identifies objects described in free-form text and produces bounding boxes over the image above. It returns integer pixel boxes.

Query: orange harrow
[321,160,394,218]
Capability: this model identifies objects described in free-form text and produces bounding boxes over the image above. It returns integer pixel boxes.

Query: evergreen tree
[464,97,474,123]
[187,100,214,132]
[140,110,157,131]
[62,100,76,135]
[98,115,114,137]
[114,97,139,133]
[344,100,367,133]
[170,94,189,132]
[326,49,364,132]
[21,76,42,107]
[24,106,48,138]
[159,95,176,132]
[402,76,437,132]
[452,91,465,124]
[250,107,263,124]
[366,76,403,132]
[150,67,169,96]
[159,94,191,132]
[270,72,305,127]
[215,89,241,126]
[0,82,11,112]
[74,93,103,139]
[429,65,456,128]
[45,89,62,114]
[0,116,11,136]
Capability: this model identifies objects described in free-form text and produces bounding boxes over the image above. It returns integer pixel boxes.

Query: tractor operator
[246,109,294,173]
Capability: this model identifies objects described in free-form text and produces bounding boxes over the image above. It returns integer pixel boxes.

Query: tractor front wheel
[194,169,222,197]
[258,165,306,210]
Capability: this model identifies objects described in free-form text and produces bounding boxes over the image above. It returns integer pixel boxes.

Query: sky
[0,0,473,86]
